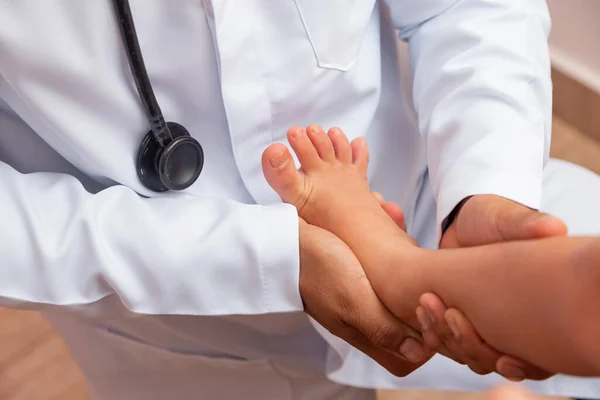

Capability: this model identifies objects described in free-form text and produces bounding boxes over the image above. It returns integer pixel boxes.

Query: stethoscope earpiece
[113,0,204,192]
[137,123,204,192]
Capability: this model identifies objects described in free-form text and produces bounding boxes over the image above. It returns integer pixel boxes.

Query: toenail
[291,128,304,138]
[270,152,289,168]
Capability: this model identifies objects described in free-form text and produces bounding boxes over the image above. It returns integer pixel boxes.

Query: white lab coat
[1,1,599,399]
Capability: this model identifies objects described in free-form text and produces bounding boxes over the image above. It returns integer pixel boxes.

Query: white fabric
[394,0,553,237]
[0,1,598,399]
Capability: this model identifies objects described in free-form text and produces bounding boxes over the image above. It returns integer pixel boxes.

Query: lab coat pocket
[78,325,291,399]
[294,0,377,71]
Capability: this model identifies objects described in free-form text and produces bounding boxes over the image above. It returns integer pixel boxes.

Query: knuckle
[369,325,399,351]
[462,347,484,363]
[441,328,457,345]
[337,323,362,344]
[440,340,467,363]
[462,350,496,375]
[334,293,358,323]
[460,341,495,366]
[421,335,439,350]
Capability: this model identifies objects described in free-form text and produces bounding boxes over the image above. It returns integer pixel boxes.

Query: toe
[287,126,321,170]
[328,127,352,163]
[262,143,308,205]
[306,124,335,162]
[351,137,369,176]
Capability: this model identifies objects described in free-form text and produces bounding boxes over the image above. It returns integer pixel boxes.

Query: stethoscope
[112,0,204,192]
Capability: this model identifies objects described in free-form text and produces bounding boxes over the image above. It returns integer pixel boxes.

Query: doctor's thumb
[493,205,568,242]
[446,195,568,247]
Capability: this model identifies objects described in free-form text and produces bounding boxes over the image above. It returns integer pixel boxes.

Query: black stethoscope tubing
[112,0,204,192]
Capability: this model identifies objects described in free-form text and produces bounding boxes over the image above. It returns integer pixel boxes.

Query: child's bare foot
[262,125,369,220]
[262,125,421,323]
[262,125,414,251]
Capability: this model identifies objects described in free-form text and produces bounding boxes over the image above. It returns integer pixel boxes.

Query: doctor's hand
[419,194,567,381]
[298,217,434,377]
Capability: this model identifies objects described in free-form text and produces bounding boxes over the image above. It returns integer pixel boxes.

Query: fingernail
[528,214,560,229]
[417,308,430,331]
[270,152,289,168]
[448,320,460,340]
[500,364,526,382]
[427,311,436,325]
[399,338,425,363]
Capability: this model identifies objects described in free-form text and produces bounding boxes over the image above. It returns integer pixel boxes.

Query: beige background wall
[547,0,600,92]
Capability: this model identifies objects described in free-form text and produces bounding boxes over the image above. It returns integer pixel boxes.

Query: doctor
[1,1,600,399]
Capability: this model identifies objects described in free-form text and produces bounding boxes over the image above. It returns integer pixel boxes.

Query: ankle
[369,243,423,288]
[368,246,429,314]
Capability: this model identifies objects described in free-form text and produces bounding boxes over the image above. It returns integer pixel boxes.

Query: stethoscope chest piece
[113,0,204,192]
[137,122,204,192]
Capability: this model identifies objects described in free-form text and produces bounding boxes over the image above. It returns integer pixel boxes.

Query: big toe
[262,143,307,205]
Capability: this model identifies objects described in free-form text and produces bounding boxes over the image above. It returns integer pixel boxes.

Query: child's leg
[409,236,600,377]
[262,125,600,376]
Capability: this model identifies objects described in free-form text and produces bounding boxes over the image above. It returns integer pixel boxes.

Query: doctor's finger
[417,299,465,365]
[420,294,497,375]
[338,324,432,377]
[306,296,429,377]
[418,294,454,350]
[382,201,407,232]
[341,289,428,364]
[444,309,499,375]
[417,306,443,350]
[496,356,554,381]
[372,192,408,232]
[419,294,484,371]
[418,293,480,367]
